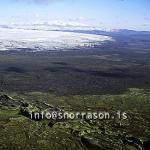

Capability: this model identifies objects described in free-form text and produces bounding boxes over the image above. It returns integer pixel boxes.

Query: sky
[0,0,150,31]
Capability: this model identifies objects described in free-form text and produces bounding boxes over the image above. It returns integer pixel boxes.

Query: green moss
[0,88,150,149]
[0,108,20,121]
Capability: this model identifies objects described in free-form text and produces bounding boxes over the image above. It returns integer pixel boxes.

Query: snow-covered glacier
[0,27,113,51]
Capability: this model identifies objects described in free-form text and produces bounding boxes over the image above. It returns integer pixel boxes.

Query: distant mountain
[0,23,150,34]
[0,23,150,52]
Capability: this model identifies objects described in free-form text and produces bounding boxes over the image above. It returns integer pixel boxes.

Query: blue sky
[0,0,150,31]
